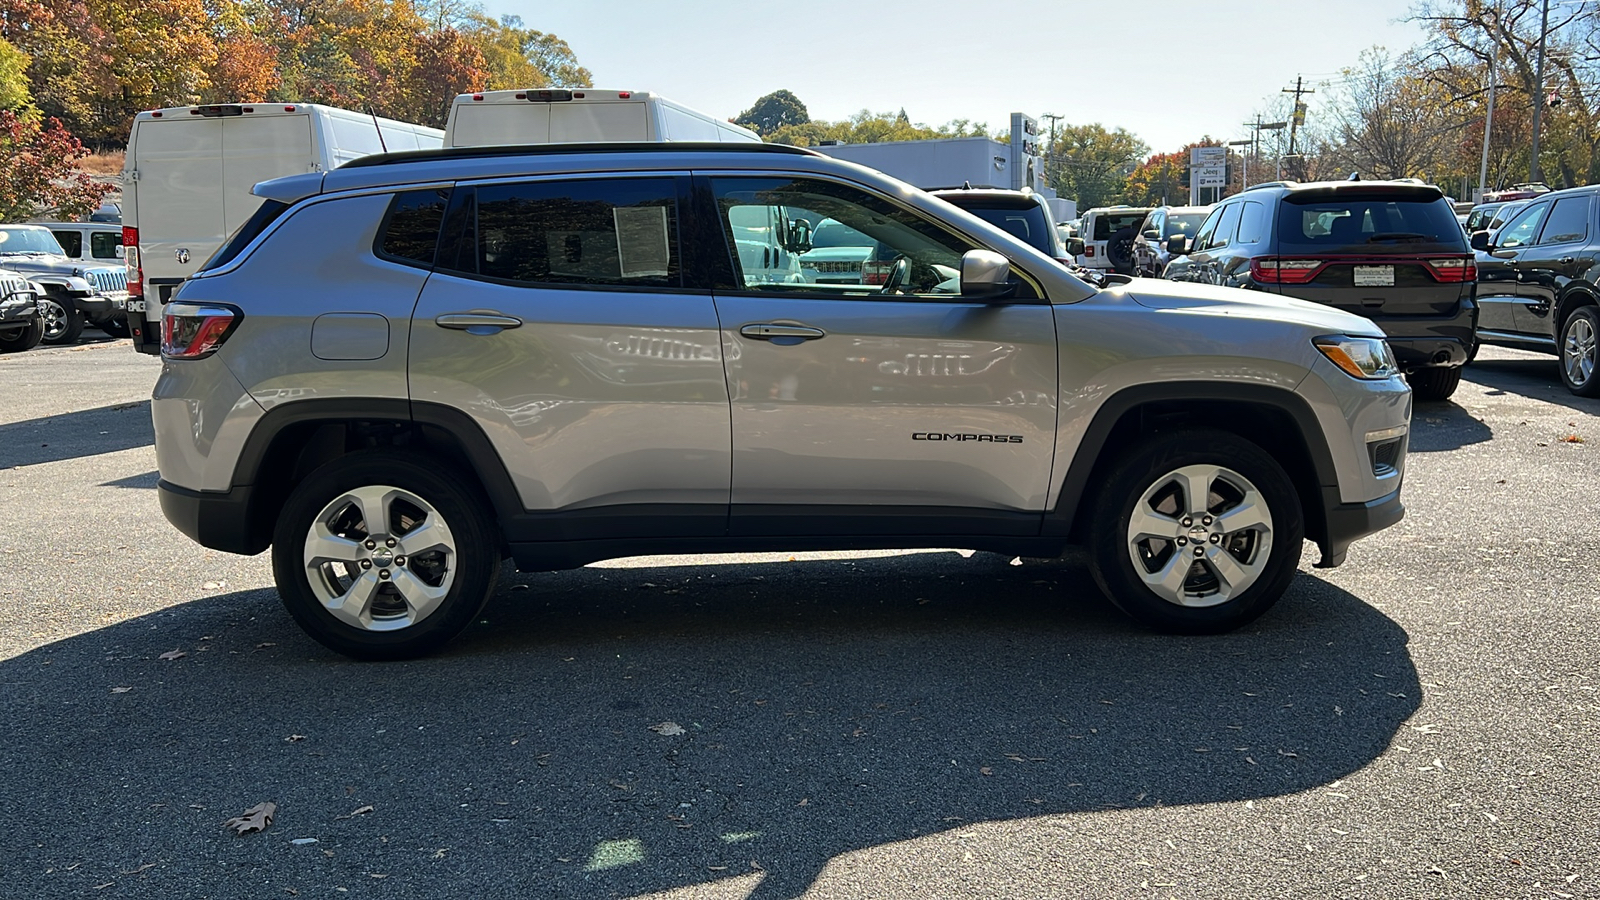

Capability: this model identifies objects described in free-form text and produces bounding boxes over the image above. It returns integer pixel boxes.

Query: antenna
[368,106,388,153]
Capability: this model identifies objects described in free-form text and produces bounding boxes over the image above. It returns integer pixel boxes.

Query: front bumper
[0,293,38,324]
[1315,486,1404,568]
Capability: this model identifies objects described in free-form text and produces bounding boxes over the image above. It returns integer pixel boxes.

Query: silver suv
[152,143,1411,659]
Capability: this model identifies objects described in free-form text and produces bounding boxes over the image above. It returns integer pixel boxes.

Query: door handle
[740,323,825,340]
[435,312,523,331]
[1561,257,1575,265]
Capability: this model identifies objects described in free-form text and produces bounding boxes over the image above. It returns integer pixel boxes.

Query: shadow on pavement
[1407,400,1493,452]
[0,551,1419,898]
[1466,355,1600,414]
[0,401,151,468]
[101,470,159,489]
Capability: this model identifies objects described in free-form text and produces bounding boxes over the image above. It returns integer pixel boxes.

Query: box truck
[443,89,759,147]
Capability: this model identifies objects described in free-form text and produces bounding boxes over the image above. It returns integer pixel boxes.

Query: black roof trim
[340,141,819,170]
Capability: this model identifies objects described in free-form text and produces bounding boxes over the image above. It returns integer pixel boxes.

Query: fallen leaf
[286,735,306,743]
[110,687,132,694]
[255,642,276,649]
[158,650,186,661]
[120,863,155,875]
[290,838,319,846]
[335,805,374,820]
[223,801,277,835]
[649,721,686,736]
[1560,434,1584,443]
[980,767,993,776]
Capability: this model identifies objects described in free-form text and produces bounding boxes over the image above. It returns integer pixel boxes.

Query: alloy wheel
[1124,464,1274,608]
[1563,314,1597,388]
[39,297,67,341]
[302,484,457,631]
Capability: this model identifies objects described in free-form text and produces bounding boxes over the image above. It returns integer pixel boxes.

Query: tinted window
[1165,212,1207,238]
[379,188,451,266]
[712,176,979,297]
[1235,202,1268,244]
[1538,196,1591,245]
[90,231,122,259]
[1277,194,1465,253]
[1202,204,1242,251]
[1093,211,1150,240]
[199,200,289,272]
[960,205,1054,255]
[461,178,679,288]
[52,230,82,257]
[1190,208,1223,253]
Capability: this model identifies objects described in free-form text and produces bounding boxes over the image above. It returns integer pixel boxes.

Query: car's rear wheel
[0,317,43,352]
[98,314,130,338]
[272,451,500,660]
[1107,226,1138,275]
[1559,306,1600,397]
[1407,365,1462,402]
[39,294,84,345]
[1088,430,1303,634]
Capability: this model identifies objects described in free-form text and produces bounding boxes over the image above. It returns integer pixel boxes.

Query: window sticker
[614,206,671,278]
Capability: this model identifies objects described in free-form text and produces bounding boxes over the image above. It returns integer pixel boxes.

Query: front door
[1515,194,1594,338]
[1477,201,1547,334]
[701,175,1059,537]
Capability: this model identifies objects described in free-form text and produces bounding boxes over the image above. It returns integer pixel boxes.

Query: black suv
[1165,180,1477,401]
[1471,185,1600,396]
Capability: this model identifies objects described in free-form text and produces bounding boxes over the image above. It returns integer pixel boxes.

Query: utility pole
[1040,113,1063,188]
[1478,27,1500,202]
[1529,0,1551,183]
[1281,76,1314,179]
[1243,116,1288,184]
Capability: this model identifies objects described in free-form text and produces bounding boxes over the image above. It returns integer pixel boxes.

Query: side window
[1538,196,1591,245]
[1197,204,1241,251]
[710,177,980,298]
[90,231,122,259]
[1190,208,1222,252]
[1236,201,1268,244]
[452,178,679,288]
[1142,212,1161,236]
[52,230,82,257]
[378,188,452,268]
[1497,203,1548,249]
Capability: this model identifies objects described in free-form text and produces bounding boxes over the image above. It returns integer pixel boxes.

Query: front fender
[29,274,94,295]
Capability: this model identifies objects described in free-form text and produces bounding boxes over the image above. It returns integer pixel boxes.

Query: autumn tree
[735,89,808,136]
[1122,150,1187,205]
[0,36,28,111]
[0,110,110,221]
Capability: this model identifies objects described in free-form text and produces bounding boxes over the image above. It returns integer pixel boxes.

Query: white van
[123,103,444,353]
[444,89,759,148]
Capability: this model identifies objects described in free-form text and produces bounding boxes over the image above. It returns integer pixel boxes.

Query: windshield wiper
[1366,232,1431,243]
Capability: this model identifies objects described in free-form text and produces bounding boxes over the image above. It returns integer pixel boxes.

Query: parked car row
[0,223,131,353]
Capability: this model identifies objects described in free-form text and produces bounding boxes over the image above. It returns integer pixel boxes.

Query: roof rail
[1242,180,1297,192]
[339,141,818,170]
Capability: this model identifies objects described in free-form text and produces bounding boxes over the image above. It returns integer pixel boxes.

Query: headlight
[1315,336,1397,380]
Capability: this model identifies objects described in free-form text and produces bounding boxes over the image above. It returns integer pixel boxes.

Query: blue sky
[492,0,1429,153]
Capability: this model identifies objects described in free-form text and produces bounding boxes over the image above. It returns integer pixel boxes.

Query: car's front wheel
[1088,430,1303,633]
[272,451,501,660]
[0,317,43,352]
[39,294,84,344]
[1559,306,1600,397]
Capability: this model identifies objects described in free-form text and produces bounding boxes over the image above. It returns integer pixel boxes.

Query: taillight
[1084,246,1095,257]
[861,260,892,285]
[1425,257,1477,282]
[1251,258,1324,284]
[162,303,240,359]
[123,226,141,298]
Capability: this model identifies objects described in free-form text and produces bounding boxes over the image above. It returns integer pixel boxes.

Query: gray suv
[152,143,1411,659]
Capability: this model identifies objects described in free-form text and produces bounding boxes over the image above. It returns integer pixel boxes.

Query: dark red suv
[1163,180,1476,401]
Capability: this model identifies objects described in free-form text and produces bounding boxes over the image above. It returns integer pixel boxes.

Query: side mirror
[786,219,812,253]
[1469,230,1491,252]
[960,249,1016,299]
[1142,229,1160,240]
[1064,237,1085,257]
[1165,235,1188,255]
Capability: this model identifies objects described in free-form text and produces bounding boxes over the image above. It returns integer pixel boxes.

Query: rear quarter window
[377,188,452,267]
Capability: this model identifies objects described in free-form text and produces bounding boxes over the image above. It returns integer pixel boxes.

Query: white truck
[443,88,759,147]
[123,103,444,354]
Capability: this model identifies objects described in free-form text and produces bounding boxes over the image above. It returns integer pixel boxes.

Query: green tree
[1047,123,1148,210]
[734,89,808,136]
[0,37,29,111]
[0,110,110,221]
[768,110,993,146]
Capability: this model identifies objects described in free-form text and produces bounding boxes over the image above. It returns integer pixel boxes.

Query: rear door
[702,174,1059,536]
[131,117,225,296]
[1516,194,1595,338]
[408,174,731,534]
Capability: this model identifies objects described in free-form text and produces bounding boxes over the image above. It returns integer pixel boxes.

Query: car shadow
[1466,355,1600,414]
[1406,399,1493,452]
[0,400,151,468]
[0,551,1419,897]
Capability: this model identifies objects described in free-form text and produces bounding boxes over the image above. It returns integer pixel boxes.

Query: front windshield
[1164,213,1207,237]
[0,227,66,255]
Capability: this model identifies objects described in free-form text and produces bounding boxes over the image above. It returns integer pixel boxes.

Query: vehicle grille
[86,268,128,294]
[808,261,860,274]
[0,274,29,299]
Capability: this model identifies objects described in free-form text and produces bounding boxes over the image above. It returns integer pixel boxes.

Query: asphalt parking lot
[1,340,1597,899]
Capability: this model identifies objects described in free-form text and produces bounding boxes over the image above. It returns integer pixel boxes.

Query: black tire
[1407,366,1463,402]
[39,293,85,345]
[1087,429,1303,634]
[272,451,501,660]
[1106,226,1138,275]
[97,313,130,338]
[0,317,43,352]
[1557,306,1600,397]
